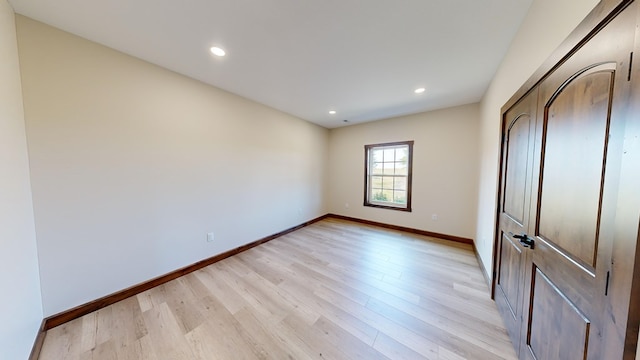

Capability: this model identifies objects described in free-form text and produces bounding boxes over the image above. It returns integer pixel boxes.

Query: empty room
[2,0,640,359]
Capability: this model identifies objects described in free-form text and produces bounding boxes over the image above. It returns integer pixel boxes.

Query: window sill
[364,203,412,212]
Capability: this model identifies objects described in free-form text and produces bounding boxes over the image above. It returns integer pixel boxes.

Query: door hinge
[605,270,611,296]
[628,52,633,81]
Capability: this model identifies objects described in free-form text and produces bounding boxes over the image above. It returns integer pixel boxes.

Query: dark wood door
[522,5,635,359]
[521,54,612,358]
[496,3,636,359]
[495,88,538,355]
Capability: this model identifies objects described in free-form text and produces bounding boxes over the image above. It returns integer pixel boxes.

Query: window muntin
[364,141,413,211]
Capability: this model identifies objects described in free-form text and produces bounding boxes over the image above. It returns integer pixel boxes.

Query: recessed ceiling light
[210,46,226,57]
[329,110,337,115]
[414,87,426,94]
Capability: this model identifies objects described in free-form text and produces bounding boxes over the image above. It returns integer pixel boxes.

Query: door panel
[495,89,538,354]
[538,66,615,269]
[504,112,532,225]
[527,267,591,360]
[498,233,524,319]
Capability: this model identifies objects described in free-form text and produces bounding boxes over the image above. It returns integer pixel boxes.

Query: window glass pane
[393,177,407,190]
[382,165,394,175]
[372,149,384,163]
[380,177,391,189]
[372,162,383,175]
[395,147,408,161]
[371,190,388,202]
[382,190,394,202]
[395,164,408,175]
[394,191,407,204]
[383,148,395,162]
[371,176,383,188]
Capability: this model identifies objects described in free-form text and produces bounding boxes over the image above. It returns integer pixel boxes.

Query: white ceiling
[8,0,533,128]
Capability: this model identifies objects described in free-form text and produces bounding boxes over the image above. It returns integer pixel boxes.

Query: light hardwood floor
[38,219,517,360]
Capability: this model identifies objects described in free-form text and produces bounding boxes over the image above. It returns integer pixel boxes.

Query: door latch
[513,233,535,249]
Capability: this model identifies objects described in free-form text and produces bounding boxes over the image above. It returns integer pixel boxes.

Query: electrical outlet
[431,214,438,221]
[345,203,349,208]
[207,232,214,242]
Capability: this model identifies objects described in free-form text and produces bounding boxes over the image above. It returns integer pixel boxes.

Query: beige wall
[474,0,599,278]
[17,16,329,316]
[0,1,43,358]
[328,104,479,240]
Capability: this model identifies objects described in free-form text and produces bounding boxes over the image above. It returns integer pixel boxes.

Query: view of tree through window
[364,141,413,211]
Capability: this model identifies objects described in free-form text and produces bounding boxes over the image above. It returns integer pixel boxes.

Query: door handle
[513,233,535,249]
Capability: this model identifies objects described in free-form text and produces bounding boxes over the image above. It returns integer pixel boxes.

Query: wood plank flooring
[37,219,517,360]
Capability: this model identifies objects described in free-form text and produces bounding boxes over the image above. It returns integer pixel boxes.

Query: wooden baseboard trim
[473,243,492,291]
[43,214,329,330]
[28,320,46,360]
[325,214,473,245]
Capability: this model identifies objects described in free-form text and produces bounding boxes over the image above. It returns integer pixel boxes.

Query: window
[364,141,413,211]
